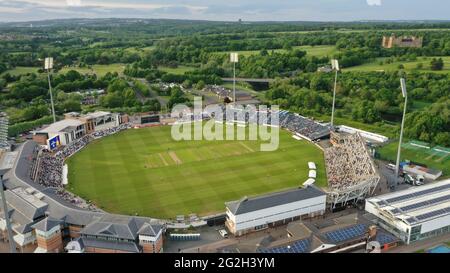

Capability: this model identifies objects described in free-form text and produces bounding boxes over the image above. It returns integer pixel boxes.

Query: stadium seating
[31,123,131,210]
[324,133,377,191]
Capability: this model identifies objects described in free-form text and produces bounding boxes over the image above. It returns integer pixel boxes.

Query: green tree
[101,92,123,108]
[430,58,444,71]
[195,80,205,90]
[182,79,193,89]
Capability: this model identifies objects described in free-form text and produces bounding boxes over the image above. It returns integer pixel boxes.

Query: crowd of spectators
[324,132,378,191]
[31,124,131,211]
[171,107,329,141]
[204,85,231,99]
[92,123,131,138]
[279,110,330,140]
[34,152,64,188]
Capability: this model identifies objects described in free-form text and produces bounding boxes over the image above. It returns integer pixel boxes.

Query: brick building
[1,186,164,253]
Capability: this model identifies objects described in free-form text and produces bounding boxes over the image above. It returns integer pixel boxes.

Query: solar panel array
[324,224,367,243]
[399,194,450,212]
[415,206,450,221]
[390,208,401,214]
[259,238,311,253]
[385,184,450,204]
[375,232,398,245]
[405,217,417,224]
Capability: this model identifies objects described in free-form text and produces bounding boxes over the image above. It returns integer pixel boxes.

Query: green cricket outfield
[67,124,326,219]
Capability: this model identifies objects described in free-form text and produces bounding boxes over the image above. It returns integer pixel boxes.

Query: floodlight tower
[230,53,239,105]
[395,78,408,182]
[45,57,56,123]
[330,59,340,128]
[0,169,15,253]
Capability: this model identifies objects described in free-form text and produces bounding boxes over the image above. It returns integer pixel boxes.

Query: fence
[169,233,201,241]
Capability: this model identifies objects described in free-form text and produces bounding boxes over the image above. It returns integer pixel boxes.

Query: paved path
[222,77,274,83]
[4,141,165,228]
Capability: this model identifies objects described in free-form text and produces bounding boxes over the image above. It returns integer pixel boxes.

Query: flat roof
[10,187,48,211]
[367,179,450,225]
[85,111,111,119]
[226,186,326,215]
[37,119,84,134]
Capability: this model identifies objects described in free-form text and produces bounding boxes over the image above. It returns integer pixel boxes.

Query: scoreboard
[141,115,160,124]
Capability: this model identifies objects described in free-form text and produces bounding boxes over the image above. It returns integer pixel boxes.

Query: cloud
[66,0,81,7]
[366,0,382,6]
[0,0,449,22]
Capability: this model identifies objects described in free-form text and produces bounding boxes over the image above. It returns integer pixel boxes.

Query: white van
[219,229,228,238]
[416,175,425,186]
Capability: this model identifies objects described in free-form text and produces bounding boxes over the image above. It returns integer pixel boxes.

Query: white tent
[303,178,315,187]
[308,162,316,170]
[309,170,317,179]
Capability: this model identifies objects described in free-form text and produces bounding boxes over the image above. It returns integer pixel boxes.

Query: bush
[8,115,55,137]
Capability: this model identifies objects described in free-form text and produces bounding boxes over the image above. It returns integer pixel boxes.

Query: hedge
[8,115,55,137]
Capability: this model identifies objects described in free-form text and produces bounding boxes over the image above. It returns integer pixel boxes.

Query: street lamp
[230,53,239,105]
[0,168,15,253]
[395,78,408,182]
[330,59,340,128]
[45,57,56,123]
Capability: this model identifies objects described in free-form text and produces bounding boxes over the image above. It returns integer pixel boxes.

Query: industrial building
[216,213,399,253]
[225,186,327,236]
[365,179,450,244]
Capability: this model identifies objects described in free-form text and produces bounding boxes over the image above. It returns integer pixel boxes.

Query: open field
[344,56,450,74]
[212,45,336,58]
[59,63,125,76]
[158,65,196,75]
[377,141,450,176]
[125,46,156,55]
[268,29,450,35]
[2,66,39,76]
[221,83,266,101]
[294,45,337,57]
[314,114,398,139]
[67,124,326,219]
[411,100,432,110]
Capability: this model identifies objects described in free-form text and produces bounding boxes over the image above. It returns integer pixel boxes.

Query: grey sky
[0,0,449,22]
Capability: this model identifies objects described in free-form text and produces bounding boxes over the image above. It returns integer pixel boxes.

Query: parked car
[219,229,228,238]
[404,174,416,185]
[386,163,396,171]
[416,175,425,185]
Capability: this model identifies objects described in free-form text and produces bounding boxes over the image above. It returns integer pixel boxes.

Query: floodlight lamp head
[44,57,53,70]
[331,59,340,71]
[230,52,239,63]
[400,78,407,98]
